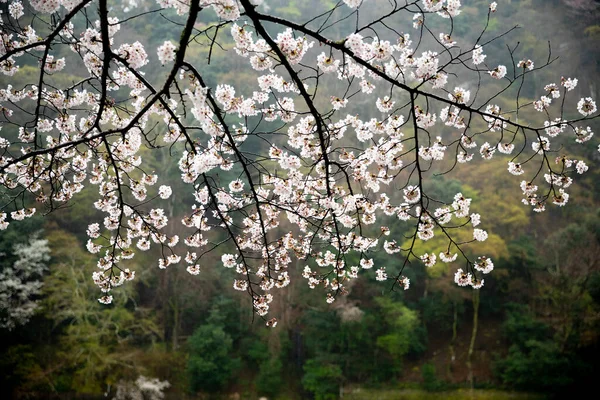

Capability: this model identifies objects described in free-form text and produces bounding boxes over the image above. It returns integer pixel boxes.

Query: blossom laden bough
[0,0,598,324]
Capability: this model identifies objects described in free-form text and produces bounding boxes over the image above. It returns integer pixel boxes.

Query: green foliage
[246,337,269,365]
[302,359,343,400]
[42,228,159,393]
[503,236,542,273]
[338,315,388,383]
[375,297,427,375]
[187,321,240,393]
[495,340,578,391]
[255,357,284,397]
[495,304,587,392]
[584,25,600,38]
[500,304,550,346]
[344,388,546,400]
[0,344,46,395]
[420,293,459,332]
[588,271,600,304]
[300,304,397,384]
[421,363,447,392]
[244,332,285,396]
[301,308,343,356]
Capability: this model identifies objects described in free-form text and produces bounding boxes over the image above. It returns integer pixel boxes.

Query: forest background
[1,0,599,399]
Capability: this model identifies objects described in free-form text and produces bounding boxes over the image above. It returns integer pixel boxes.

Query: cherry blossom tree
[0,231,50,330]
[0,0,597,326]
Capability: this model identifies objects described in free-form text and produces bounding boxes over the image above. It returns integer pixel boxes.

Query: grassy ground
[343,389,546,400]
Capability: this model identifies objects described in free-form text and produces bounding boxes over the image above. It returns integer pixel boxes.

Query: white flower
[376,96,395,112]
[137,238,151,251]
[497,143,514,154]
[360,79,375,94]
[424,0,444,12]
[473,229,488,242]
[229,179,244,192]
[574,126,594,143]
[360,258,374,269]
[439,33,456,47]
[398,276,410,290]
[472,279,485,289]
[520,181,538,195]
[167,254,181,265]
[508,162,525,175]
[461,135,477,149]
[517,59,534,71]
[187,265,200,275]
[123,269,135,281]
[11,209,27,221]
[457,152,473,163]
[544,118,566,137]
[157,41,177,64]
[420,253,436,267]
[552,189,569,206]
[158,185,172,199]
[413,13,423,29]
[222,254,237,268]
[472,45,486,65]
[438,0,462,18]
[575,160,588,174]
[474,256,494,274]
[490,2,497,12]
[317,53,340,73]
[375,267,387,281]
[214,1,241,20]
[454,269,471,286]
[544,83,561,99]
[384,240,401,254]
[488,65,506,79]
[449,87,470,104]
[534,96,551,112]
[9,2,25,19]
[98,295,113,305]
[561,77,578,91]
[44,55,66,73]
[343,0,363,8]
[440,251,458,263]
[0,213,9,231]
[87,223,101,238]
[250,54,273,71]
[403,185,421,204]
[532,137,550,154]
[331,96,348,110]
[118,41,148,69]
[479,142,495,159]
[577,97,597,116]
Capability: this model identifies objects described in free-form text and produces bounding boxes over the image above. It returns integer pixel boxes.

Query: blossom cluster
[0,0,597,325]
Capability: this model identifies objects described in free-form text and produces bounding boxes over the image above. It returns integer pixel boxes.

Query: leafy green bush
[302,359,343,400]
[256,357,283,397]
[500,304,550,345]
[421,363,446,392]
[186,323,240,393]
[494,304,586,392]
[495,340,576,391]
[375,297,427,375]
